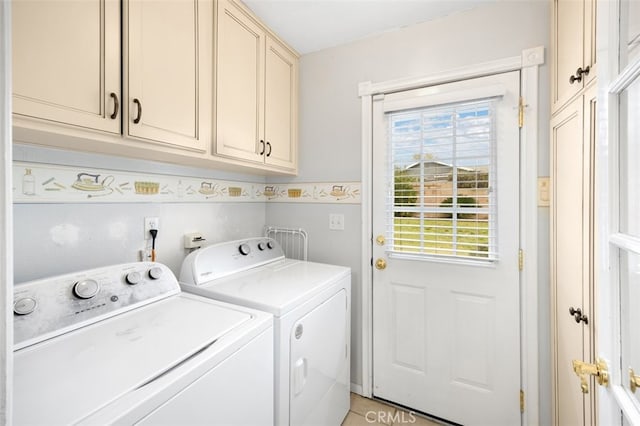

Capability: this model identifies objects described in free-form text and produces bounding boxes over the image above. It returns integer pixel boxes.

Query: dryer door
[290,289,350,426]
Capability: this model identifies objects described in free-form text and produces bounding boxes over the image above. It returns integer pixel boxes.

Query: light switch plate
[329,213,345,230]
[538,177,550,207]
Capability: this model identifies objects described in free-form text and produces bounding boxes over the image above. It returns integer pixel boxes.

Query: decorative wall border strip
[12,162,361,204]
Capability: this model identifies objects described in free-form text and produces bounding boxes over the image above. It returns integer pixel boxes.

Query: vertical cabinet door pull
[133,98,142,124]
[109,93,119,119]
[266,141,272,157]
[259,140,265,155]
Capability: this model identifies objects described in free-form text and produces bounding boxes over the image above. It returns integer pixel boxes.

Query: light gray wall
[13,145,267,282]
[267,1,551,422]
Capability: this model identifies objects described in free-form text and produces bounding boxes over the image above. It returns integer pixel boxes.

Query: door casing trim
[359,46,544,426]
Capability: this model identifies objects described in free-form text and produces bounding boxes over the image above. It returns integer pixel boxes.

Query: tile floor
[343,394,442,426]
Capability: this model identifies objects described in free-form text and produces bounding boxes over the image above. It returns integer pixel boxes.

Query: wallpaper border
[12,162,361,205]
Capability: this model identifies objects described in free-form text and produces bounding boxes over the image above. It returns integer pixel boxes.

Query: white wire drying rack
[264,226,308,261]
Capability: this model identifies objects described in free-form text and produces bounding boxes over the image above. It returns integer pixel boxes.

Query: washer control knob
[14,297,37,315]
[125,271,142,285]
[239,243,251,256]
[73,279,100,299]
[267,241,274,249]
[258,242,266,251]
[148,267,163,280]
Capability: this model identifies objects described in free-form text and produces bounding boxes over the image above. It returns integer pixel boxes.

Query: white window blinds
[386,98,498,260]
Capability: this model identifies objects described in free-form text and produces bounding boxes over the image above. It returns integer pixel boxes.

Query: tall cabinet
[550,0,598,425]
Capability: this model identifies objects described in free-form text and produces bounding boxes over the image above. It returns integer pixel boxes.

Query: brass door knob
[375,258,387,270]
[630,368,640,393]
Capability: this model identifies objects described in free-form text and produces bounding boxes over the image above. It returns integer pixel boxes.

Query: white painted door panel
[372,71,521,426]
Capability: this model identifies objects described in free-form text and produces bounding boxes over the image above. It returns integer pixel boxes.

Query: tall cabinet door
[264,36,297,171]
[550,88,596,426]
[12,0,121,133]
[127,0,210,151]
[214,0,265,164]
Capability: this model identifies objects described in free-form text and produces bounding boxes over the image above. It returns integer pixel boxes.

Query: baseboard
[350,383,363,395]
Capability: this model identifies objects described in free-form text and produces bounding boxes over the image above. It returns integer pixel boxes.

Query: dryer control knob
[14,297,37,315]
[258,242,266,251]
[239,243,251,256]
[148,267,163,280]
[125,271,142,285]
[73,279,100,299]
[267,241,274,249]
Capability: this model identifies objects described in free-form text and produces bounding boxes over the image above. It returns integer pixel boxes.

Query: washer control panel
[14,262,180,349]
[180,237,285,285]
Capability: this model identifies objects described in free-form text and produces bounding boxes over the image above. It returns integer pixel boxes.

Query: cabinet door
[214,0,265,164]
[552,0,585,110]
[550,92,595,426]
[127,0,210,151]
[264,37,297,171]
[12,0,121,133]
[583,0,597,87]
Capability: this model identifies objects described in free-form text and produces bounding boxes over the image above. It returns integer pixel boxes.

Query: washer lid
[13,294,253,425]
[186,259,350,316]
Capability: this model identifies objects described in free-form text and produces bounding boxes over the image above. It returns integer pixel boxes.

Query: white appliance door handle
[293,357,308,396]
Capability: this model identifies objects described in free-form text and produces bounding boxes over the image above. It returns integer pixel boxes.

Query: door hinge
[520,389,525,413]
[518,97,525,128]
[518,249,524,271]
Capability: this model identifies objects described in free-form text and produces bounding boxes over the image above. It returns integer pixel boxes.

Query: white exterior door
[597,1,640,424]
[372,71,521,426]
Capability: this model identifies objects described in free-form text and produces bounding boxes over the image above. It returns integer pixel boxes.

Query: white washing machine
[13,262,274,425]
[180,237,351,426]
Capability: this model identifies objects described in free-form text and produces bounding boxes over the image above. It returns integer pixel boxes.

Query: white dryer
[180,237,351,426]
[13,262,274,425]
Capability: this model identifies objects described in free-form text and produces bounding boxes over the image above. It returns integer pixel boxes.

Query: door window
[387,99,498,260]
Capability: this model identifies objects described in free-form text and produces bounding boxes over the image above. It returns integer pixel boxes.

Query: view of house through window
[387,98,498,260]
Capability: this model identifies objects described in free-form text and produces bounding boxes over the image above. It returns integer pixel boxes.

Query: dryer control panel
[13,262,180,350]
[180,237,285,285]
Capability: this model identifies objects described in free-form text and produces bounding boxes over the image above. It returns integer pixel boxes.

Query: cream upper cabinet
[214,0,298,172]
[552,0,597,111]
[12,0,121,133]
[264,36,297,170]
[126,0,211,152]
[215,0,265,164]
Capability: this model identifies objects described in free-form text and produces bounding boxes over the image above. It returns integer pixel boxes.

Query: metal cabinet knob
[569,306,588,324]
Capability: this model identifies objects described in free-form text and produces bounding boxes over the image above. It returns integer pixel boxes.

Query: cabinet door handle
[109,93,119,120]
[266,141,272,157]
[133,98,142,124]
[569,66,590,84]
[569,306,589,324]
[259,140,265,155]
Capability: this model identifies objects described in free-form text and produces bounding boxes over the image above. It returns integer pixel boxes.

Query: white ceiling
[242,0,497,55]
